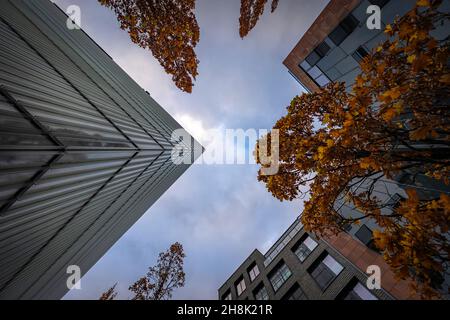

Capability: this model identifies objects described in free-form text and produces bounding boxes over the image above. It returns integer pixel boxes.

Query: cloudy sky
[54,0,329,300]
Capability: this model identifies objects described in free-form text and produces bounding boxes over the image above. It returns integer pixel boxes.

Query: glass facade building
[284,0,449,93]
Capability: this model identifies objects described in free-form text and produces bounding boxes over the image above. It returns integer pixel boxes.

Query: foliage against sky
[129,242,185,300]
[99,243,185,300]
[99,0,278,92]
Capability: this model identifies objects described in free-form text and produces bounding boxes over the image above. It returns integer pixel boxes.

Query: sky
[53,0,330,300]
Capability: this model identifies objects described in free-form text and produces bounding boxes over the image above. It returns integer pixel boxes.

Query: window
[305,50,321,66]
[253,283,269,301]
[222,290,232,300]
[299,63,331,88]
[305,41,331,66]
[282,283,308,300]
[316,74,331,87]
[354,225,373,246]
[337,279,378,300]
[368,0,390,8]
[263,219,303,267]
[386,193,404,209]
[268,260,292,292]
[329,14,359,45]
[316,41,331,57]
[247,263,260,282]
[352,46,369,63]
[355,225,380,253]
[292,235,318,262]
[309,252,343,290]
[235,277,246,296]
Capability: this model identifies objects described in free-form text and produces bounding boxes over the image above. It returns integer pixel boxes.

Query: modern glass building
[0,0,202,299]
[284,0,449,93]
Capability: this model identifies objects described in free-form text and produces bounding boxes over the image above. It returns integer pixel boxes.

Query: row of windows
[260,276,379,300]
[223,232,380,300]
[223,234,319,300]
[298,11,360,87]
[255,276,378,301]
[263,219,303,267]
[222,262,261,299]
[268,260,292,292]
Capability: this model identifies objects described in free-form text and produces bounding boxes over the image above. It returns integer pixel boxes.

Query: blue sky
[54,0,329,300]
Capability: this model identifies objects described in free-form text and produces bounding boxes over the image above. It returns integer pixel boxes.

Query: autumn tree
[98,0,200,93]
[256,0,449,298]
[99,283,118,300]
[239,0,279,38]
[98,242,186,300]
[99,0,279,92]
[129,242,186,300]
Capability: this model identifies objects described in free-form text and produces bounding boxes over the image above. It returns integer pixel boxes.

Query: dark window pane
[305,50,321,66]
[222,290,232,300]
[341,14,359,33]
[337,279,378,300]
[329,26,348,46]
[368,0,390,8]
[311,264,335,290]
[329,14,359,45]
[282,283,308,300]
[352,46,369,63]
[268,261,292,292]
[355,225,373,246]
[253,283,269,300]
[309,253,342,291]
[316,41,331,58]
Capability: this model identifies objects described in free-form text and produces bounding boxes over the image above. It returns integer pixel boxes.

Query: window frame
[308,252,344,291]
[282,283,309,300]
[253,283,270,301]
[304,41,331,67]
[292,234,318,262]
[329,14,359,45]
[222,290,232,300]
[268,260,292,292]
[352,46,370,64]
[247,262,260,282]
[235,276,246,297]
[337,278,379,300]
[368,0,390,8]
